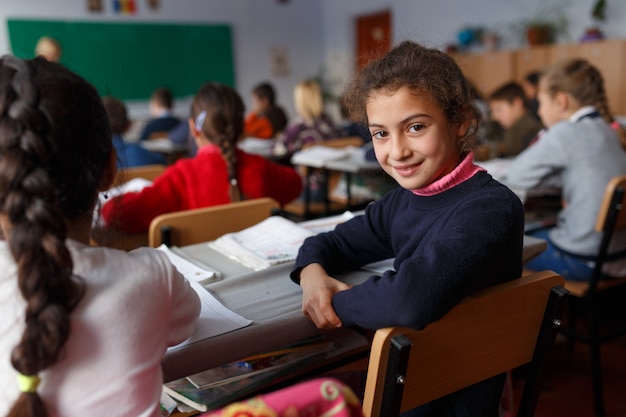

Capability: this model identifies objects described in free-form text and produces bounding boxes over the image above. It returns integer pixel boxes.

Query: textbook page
[170,280,252,349]
[156,244,220,284]
[208,216,314,270]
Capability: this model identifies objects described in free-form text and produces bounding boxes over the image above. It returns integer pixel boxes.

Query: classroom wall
[2,0,626,120]
[0,0,325,120]
[319,0,626,102]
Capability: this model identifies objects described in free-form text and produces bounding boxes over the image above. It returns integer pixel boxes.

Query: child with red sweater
[102,82,302,234]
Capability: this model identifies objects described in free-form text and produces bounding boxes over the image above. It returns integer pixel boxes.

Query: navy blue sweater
[291,172,525,416]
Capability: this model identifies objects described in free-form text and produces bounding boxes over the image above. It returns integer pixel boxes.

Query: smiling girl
[289,41,525,416]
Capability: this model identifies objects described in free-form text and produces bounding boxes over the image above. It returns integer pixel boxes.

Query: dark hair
[541,58,626,147]
[343,40,481,155]
[252,82,276,106]
[488,81,528,107]
[190,82,245,201]
[151,87,174,109]
[0,55,112,417]
[525,70,541,87]
[102,96,130,135]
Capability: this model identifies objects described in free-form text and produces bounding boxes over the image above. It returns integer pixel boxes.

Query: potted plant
[511,1,570,47]
[581,0,606,42]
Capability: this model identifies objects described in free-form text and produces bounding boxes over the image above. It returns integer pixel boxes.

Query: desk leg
[304,166,312,219]
[323,168,330,216]
[346,172,353,210]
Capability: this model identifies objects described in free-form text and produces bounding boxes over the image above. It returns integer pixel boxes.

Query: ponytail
[191,83,246,201]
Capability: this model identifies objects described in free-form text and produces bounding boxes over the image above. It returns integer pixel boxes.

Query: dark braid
[191,82,245,201]
[0,56,112,417]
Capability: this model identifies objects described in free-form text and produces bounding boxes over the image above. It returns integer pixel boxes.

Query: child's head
[102,96,131,135]
[189,82,245,201]
[252,82,277,113]
[34,36,62,63]
[149,87,174,114]
[488,82,528,129]
[522,70,541,99]
[294,79,324,123]
[0,55,113,416]
[343,40,481,190]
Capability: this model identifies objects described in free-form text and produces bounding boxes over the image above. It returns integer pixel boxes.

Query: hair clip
[17,374,41,393]
[194,110,207,132]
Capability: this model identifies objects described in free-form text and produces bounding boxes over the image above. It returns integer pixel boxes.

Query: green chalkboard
[7,19,234,100]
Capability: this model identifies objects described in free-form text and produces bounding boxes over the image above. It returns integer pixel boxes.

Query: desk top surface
[162,228,546,382]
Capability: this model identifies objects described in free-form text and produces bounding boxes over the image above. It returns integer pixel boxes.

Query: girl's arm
[505,126,569,189]
[101,168,185,234]
[299,263,351,329]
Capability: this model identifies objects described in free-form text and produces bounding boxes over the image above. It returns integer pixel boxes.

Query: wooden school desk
[141,138,189,164]
[288,146,382,219]
[162,230,547,383]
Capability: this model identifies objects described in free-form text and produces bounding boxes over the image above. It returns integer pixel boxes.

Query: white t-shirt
[0,240,200,417]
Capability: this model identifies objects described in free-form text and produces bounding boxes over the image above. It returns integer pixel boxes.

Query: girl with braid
[0,56,200,416]
[506,58,626,281]
[101,82,302,234]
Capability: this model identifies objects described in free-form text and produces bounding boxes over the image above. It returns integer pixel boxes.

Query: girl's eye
[371,130,387,139]
[408,124,425,133]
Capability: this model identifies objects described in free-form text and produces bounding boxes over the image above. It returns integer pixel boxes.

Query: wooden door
[356,10,392,71]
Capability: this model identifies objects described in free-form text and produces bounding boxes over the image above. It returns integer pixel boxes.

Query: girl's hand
[299,263,351,330]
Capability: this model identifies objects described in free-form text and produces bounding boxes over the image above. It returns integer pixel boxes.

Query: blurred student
[506,58,626,281]
[0,55,200,417]
[482,81,542,158]
[102,82,303,234]
[34,36,62,62]
[272,79,339,163]
[102,96,166,168]
[139,87,181,140]
[522,70,541,121]
[244,82,288,139]
[291,41,524,417]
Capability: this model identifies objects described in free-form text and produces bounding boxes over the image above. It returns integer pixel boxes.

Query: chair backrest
[302,136,364,150]
[113,164,165,188]
[148,197,280,247]
[361,270,567,417]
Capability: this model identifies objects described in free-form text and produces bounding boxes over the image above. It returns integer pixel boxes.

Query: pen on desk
[170,246,223,282]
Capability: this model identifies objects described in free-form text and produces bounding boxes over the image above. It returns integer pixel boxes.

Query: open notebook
[208,213,356,270]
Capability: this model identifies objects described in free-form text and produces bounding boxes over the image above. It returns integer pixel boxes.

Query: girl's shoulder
[69,241,177,285]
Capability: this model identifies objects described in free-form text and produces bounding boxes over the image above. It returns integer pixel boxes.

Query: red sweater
[101,145,302,233]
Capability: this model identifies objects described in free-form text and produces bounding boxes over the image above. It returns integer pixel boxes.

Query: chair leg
[588,298,605,417]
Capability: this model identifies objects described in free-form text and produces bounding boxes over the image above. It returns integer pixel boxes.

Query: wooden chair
[148,197,280,247]
[112,164,165,187]
[283,136,365,220]
[558,174,626,417]
[361,270,567,417]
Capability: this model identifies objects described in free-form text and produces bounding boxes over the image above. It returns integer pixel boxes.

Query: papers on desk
[156,244,220,284]
[171,279,252,349]
[159,244,252,348]
[290,145,352,168]
[208,216,315,270]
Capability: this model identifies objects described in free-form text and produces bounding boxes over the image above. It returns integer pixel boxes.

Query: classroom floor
[512,322,626,416]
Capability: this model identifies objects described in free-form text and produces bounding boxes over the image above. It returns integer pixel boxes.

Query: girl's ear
[188,117,200,139]
[456,118,472,139]
[554,92,571,111]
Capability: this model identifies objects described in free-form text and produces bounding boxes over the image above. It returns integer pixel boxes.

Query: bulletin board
[7,19,235,100]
